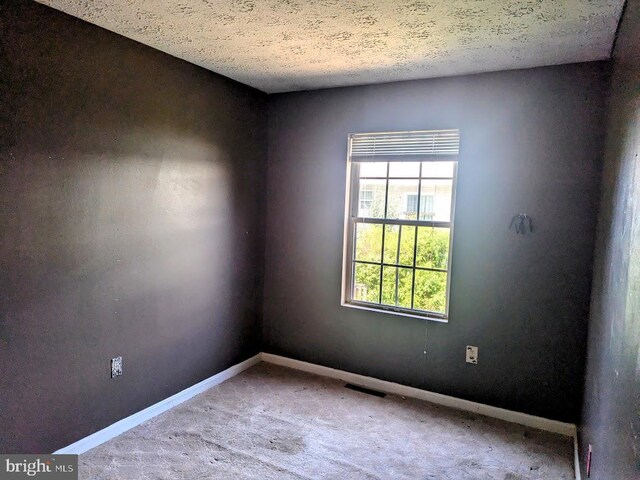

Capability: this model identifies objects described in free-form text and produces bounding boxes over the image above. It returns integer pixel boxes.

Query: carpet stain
[267,435,305,454]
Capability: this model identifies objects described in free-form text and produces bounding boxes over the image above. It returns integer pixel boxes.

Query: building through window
[406,194,434,219]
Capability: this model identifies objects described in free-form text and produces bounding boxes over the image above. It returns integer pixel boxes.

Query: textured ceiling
[37,0,624,93]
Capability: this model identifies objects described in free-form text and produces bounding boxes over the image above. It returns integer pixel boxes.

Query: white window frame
[341,129,459,322]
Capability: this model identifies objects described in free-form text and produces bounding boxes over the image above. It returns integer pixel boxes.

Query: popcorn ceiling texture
[37,0,624,93]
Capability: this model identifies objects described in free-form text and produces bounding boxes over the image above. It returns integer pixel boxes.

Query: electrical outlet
[111,356,123,378]
[466,346,478,364]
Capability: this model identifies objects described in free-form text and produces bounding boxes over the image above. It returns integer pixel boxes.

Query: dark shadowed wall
[264,63,608,423]
[0,1,266,453]
[580,1,640,478]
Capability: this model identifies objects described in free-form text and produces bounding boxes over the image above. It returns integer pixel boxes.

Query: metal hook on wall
[509,213,533,235]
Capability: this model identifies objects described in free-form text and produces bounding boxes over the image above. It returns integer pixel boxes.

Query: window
[359,190,374,210]
[406,194,434,219]
[342,129,459,321]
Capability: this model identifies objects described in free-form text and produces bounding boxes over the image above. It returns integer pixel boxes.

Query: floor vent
[344,383,387,398]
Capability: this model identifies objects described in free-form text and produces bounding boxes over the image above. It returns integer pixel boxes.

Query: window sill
[341,301,449,323]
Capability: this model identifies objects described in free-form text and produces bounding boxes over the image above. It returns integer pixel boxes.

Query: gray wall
[264,62,608,423]
[0,1,266,453]
[580,0,640,477]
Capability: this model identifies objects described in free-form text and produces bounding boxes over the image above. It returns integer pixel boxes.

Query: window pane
[397,267,414,308]
[416,227,450,270]
[381,266,413,308]
[353,263,381,303]
[355,223,383,262]
[359,162,387,177]
[381,266,396,305]
[383,225,415,266]
[357,179,386,218]
[413,270,447,313]
[422,161,455,178]
[389,162,420,177]
[386,179,420,220]
[419,179,453,221]
[383,225,397,265]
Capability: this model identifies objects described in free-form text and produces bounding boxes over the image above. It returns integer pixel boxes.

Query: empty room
[1,0,638,479]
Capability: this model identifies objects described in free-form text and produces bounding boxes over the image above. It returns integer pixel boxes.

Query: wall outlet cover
[111,356,123,378]
[466,346,478,364]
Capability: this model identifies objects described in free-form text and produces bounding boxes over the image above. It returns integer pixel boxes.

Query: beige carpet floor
[80,363,575,479]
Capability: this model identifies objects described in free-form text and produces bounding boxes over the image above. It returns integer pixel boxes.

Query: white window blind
[349,129,460,162]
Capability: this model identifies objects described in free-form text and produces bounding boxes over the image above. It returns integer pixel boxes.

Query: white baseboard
[574,433,582,480]
[54,354,261,455]
[260,352,577,438]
